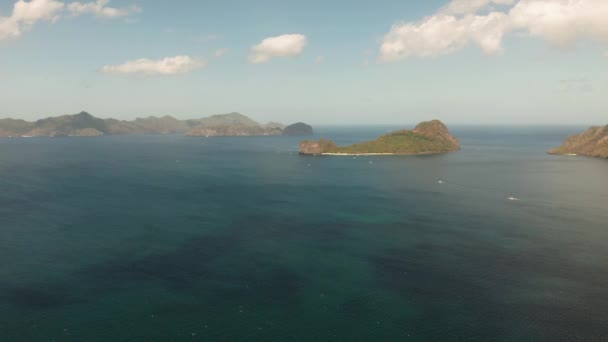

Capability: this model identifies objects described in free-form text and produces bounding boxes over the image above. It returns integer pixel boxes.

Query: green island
[549,125,608,159]
[299,120,460,155]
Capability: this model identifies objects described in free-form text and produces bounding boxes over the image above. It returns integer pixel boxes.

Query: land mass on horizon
[0,112,313,138]
[549,125,608,159]
[299,120,460,155]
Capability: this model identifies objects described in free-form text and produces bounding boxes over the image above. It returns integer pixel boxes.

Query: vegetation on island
[299,120,460,155]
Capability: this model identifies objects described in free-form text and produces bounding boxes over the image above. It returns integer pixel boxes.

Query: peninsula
[0,111,313,138]
[549,125,608,159]
[299,120,460,155]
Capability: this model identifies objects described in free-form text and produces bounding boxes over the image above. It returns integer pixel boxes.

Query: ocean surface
[1,126,607,341]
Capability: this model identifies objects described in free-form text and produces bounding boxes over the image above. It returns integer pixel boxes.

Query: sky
[0,0,607,125]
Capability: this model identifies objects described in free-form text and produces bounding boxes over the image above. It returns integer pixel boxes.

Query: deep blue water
[1,126,607,341]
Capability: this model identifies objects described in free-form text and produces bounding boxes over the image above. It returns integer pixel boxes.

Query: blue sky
[0,0,607,125]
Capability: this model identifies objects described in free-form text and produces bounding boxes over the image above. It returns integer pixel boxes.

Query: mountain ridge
[0,111,310,138]
[549,125,608,159]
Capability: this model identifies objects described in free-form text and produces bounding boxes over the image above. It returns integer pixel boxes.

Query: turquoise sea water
[1,126,607,341]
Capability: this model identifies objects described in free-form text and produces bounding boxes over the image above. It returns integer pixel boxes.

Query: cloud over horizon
[100,56,207,76]
[0,0,140,40]
[68,0,141,18]
[379,0,608,62]
[249,34,307,64]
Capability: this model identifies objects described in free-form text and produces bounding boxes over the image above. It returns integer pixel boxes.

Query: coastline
[321,152,395,156]
[301,151,454,156]
[548,151,578,156]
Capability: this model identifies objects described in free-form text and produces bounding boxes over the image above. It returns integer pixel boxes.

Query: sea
[1,126,607,341]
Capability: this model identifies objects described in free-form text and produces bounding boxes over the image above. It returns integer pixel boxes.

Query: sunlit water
[1,126,607,341]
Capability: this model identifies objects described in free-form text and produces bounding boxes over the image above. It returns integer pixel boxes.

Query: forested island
[549,125,608,159]
[299,120,460,155]
[0,111,313,138]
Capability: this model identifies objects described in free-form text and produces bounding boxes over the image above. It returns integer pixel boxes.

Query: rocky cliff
[549,125,608,159]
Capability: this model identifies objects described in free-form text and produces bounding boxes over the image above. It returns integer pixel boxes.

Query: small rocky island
[299,120,460,155]
[0,111,312,138]
[549,125,608,159]
[283,122,313,136]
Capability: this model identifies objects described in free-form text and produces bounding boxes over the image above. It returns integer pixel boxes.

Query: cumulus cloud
[100,56,207,76]
[509,0,608,48]
[380,12,510,61]
[68,0,141,18]
[0,0,140,41]
[379,0,608,62]
[0,0,64,40]
[249,34,307,64]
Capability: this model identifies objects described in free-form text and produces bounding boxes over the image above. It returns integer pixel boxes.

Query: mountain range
[0,112,311,138]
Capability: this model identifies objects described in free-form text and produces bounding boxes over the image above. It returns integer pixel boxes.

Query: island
[549,125,608,159]
[283,122,313,136]
[299,120,460,155]
[0,111,313,138]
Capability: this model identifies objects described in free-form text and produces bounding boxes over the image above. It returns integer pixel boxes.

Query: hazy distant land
[0,111,313,138]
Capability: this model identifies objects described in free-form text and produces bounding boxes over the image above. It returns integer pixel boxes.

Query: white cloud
[100,56,207,76]
[0,0,64,40]
[68,0,141,18]
[379,12,509,61]
[249,34,307,64]
[214,48,228,57]
[315,56,325,64]
[1,0,140,40]
[509,0,608,48]
[379,0,608,62]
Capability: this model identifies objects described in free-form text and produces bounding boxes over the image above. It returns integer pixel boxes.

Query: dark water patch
[2,234,241,313]
[78,235,240,290]
[207,264,303,311]
[371,247,485,299]
[1,285,81,309]
[370,238,608,340]
[336,294,374,319]
[232,214,353,246]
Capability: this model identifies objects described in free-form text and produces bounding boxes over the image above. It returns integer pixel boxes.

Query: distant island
[549,125,608,159]
[283,122,313,136]
[299,120,460,155]
[0,111,313,138]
